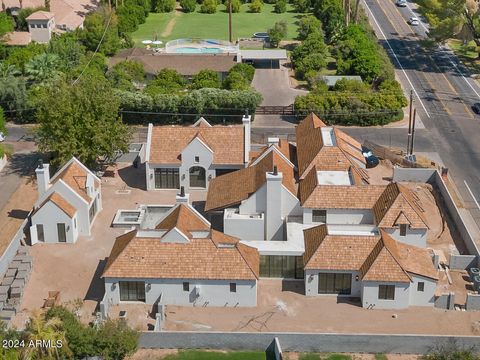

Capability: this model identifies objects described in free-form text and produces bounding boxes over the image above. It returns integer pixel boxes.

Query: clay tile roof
[2,31,31,46]
[34,192,77,218]
[205,147,296,211]
[155,204,210,238]
[303,225,380,270]
[295,113,366,179]
[53,160,100,203]
[102,229,259,280]
[373,183,428,229]
[149,125,245,165]
[298,166,385,208]
[26,10,55,20]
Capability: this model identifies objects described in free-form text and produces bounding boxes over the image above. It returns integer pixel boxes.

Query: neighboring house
[303,225,438,309]
[102,196,260,307]
[320,75,363,88]
[110,48,237,81]
[26,11,55,43]
[145,116,251,192]
[30,157,102,244]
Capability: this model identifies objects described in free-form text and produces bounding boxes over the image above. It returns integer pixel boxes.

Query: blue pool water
[175,47,222,54]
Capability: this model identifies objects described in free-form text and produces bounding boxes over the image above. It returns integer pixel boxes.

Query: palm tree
[25,53,61,83]
[23,310,71,359]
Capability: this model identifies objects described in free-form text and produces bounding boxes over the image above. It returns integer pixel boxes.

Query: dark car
[362,146,379,168]
[472,103,480,114]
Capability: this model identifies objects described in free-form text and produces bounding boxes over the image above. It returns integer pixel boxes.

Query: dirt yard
[161,280,480,335]
[10,164,207,329]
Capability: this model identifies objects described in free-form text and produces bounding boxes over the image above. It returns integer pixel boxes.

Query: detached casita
[102,195,259,307]
[30,157,102,244]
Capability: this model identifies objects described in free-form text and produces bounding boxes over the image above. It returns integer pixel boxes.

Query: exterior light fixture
[355,275,359,281]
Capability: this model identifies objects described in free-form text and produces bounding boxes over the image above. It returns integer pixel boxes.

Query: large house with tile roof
[29,157,102,244]
[303,225,438,309]
[145,115,251,192]
[102,197,260,307]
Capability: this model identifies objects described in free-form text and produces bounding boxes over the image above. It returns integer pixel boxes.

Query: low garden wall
[0,217,27,278]
[0,154,7,173]
[139,331,480,354]
[466,294,480,311]
[449,254,478,270]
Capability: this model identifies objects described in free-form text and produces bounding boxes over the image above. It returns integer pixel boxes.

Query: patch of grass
[325,354,352,360]
[132,4,303,44]
[162,350,267,360]
[299,354,321,360]
[375,354,389,360]
[299,354,352,360]
[447,39,480,74]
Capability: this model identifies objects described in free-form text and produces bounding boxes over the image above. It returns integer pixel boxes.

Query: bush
[0,107,6,135]
[293,0,309,13]
[117,3,146,34]
[191,69,221,89]
[249,0,263,13]
[298,15,323,40]
[223,71,249,90]
[295,53,327,78]
[229,63,255,82]
[145,68,187,95]
[268,21,287,48]
[95,319,139,360]
[226,0,241,13]
[273,0,286,13]
[152,0,176,12]
[0,12,14,37]
[180,0,197,12]
[107,60,145,90]
[200,0,217,13]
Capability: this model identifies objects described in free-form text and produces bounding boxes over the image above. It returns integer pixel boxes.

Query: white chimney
[176,186,190,204]
[265,166,283,241]
[35,160,50,196]
[242,113,251,164]
[86,173,95,198]
[267,137,279,147]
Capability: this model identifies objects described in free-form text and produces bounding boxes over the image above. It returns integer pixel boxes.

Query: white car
[408,17,420,26]
[396,0,407,7]
[0,132,5,142]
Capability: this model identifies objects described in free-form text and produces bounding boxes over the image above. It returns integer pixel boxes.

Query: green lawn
[132,4,303,45]
[161,350,267,359]
[299,354,353,360]
[447,39,480,73]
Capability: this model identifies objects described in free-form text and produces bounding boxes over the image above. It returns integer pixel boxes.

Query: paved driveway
[252,68,308,106]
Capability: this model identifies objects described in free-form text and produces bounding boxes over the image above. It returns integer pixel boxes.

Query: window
[215,169,236,177]
[189,166,206,188]
[194,156,200,163]
[57,223,66,243]
[378,285,395,300]
[36,224,45,242]
[89,200,97,222]
[74,218,76,229]
[230,283,236,293]
[119,281,146,302]
[318,273,352,295]
[417,282,425,292]
[260,256,304,279]
[399,224,407,236]
[183,282,190,292]
[154,168,180,189]
[312,210,327,223]
[42,23,47,28]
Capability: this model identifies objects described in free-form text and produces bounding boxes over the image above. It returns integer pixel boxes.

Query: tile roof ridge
[236,242,260,279]
[379,230,412,281]
[397,183,428,227]
[102,229,138,277]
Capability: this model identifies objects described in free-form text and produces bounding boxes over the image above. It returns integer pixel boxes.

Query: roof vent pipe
[180,186,185,197]
[273,166,278,176]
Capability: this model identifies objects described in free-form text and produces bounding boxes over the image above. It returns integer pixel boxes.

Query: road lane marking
[464,180,480,211]
[362,0,430,118]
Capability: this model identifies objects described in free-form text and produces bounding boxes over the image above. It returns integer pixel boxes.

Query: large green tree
[0,13,14,38]
[0,62,29,120]
[34,75,130,167]
[107,59,145,90]
[81,6,122,56]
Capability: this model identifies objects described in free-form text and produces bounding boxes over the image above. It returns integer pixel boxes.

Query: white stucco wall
[281,187,302,217]
[239,185,266,215]
[224,213,264,241]
[408,274,436,306]
[104,278,257,307]
[384,228,427,248]
[28,19,54,43]
[304,269,361,297]
[303,208,373,225]
[361,281,410,309]
[180,138,214,191]
[30,202,78,244]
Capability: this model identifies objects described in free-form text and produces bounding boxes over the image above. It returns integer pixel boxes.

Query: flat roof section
[316,170,353,186]
[239,49,288,60]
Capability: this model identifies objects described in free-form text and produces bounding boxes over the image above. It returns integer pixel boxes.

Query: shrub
[226,0,241,12]
[152,0,176,12]
[180,0,197,12]
[293,0,309,13]
[145,68,187,95]
[191,69,221,89]
[95,319,139,360]
[107,60,145,90]
[298,15,323,40]
[274,0,286,13]
[268,21,287,48]
[249,0,263,13]
[0,107,6,134]
[200,0,217,13]
[229,63,255,82]
[223,71,249,90]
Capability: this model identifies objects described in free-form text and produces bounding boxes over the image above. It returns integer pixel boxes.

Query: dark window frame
[57,223,66,243]
[230,283,236,293]
[183,282,190,292]
[154,168,180,189]
[399,224,408,236]
[119,281,146,302]
[312,209,327,223]
[417,282,425,292]
[189,166,206,188]
[378,284,395,300]
[194,156,200,163]
[318,273,352,295]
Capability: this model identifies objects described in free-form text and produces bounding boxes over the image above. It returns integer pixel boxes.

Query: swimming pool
[174,47,222,54]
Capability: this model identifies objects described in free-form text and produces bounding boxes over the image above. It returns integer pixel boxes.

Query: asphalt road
[361,0,480,227]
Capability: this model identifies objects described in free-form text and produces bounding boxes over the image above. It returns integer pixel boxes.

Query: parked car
[0,132,5,142]
[408,17,419,26]
[362,147,379,168]
[396,0,407,7]
[472,103,480,114]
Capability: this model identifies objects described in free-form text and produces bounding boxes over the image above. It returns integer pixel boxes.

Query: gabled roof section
[50,157,100,203]
[149,124,245,165]
[191,117,212,128]
[34,192,77,218]
[373,183,428,229]
[26,10,55,20]
[303,224,328,267]
[205,147,296,211]
[155,204,210,238]
[295,113,366,179]
[102,229,260,280]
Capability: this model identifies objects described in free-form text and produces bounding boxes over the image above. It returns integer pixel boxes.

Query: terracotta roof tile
[155,204,210,238]
[26,10,55,20]
[149,125,245,165]
[205,147,296,211]
[373,183,428,229]
[102,229,259,280]
[53,160,100,203]
[34,192,77,218]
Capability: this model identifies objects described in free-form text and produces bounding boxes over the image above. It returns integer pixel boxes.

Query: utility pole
[228,0,233,43]
[410,108,417,155]
[407,90,413,155]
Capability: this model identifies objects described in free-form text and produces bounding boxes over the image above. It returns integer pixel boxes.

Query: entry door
[36,224,45,242]
[57,223,67,243]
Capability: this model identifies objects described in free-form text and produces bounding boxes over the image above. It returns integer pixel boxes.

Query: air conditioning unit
[473,275,480,292]
[469,267,480,279]
[193,285,201,298]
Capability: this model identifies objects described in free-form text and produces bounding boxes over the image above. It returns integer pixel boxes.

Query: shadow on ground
[117,164,147,191]
[4,152,45,177]
[84,258,108,302]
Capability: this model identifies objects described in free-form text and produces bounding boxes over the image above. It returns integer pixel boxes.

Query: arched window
[189,166,206,188]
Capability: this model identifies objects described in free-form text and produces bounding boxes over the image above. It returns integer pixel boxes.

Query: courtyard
[131,4,302,44]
